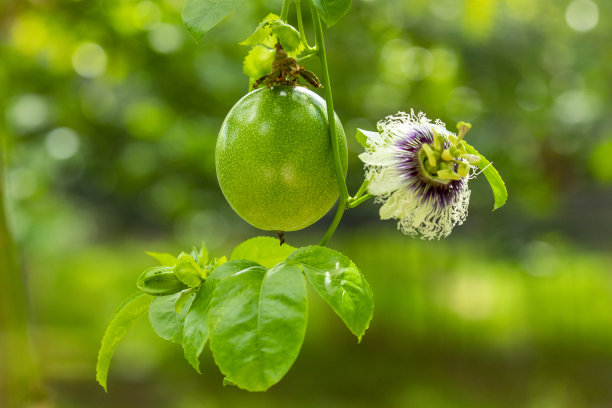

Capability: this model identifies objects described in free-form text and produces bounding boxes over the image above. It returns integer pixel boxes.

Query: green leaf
[149,292,194,343]
[312,0,352,27]
[136,266,188,296]
[288,246,373,341]
[208,262,308,391]
[239,13,279,46]
[270,20,301,52]
[182,0,241,41]
[464,143,508,210]
[182,260,258,373]
[145,252,177,267]
[355,128,378,149]
[174,252,203,287]
[175,288,196,314]
[231,236,296,269]
[243,45,275,83]
[96,292,153,392]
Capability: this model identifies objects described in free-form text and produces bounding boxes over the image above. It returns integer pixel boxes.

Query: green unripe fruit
[216,86,348,231]
[136,266,187,296]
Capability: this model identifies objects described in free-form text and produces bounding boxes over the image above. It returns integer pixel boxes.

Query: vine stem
[310,1,349,246]
[348,194,374,208]
[353,178,370,200]
[280,0,291,21]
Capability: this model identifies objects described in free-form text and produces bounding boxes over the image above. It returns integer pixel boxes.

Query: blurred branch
[0,130,42,407]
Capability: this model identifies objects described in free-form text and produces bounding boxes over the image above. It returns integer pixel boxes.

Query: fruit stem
[295,0,314,51]
[280,0,291,21]
[311,1,349,246]
[319,203,346,246]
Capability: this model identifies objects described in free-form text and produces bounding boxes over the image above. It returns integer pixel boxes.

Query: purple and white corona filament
[359,111,480,239]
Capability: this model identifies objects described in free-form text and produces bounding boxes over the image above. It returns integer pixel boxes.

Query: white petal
[359,129,384,146]
[358,146,396,166]
[368,167,404,196]
[378,189,414,219]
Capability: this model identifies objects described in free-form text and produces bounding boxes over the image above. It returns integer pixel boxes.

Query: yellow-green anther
[441,149,453,162]
[421,144,437,167]
[432,128,442,150]
[456,121,472,140]
[448,134,458,144]
[426,163,437,174]
[437,169,462,180]
[461,154,481,165]
[449,145,460,156]
[457,163,470,178]
[456,141,467,155]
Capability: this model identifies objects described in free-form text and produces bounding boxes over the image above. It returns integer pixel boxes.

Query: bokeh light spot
[429,47,458,83]
[10,17,47,55]
[565,0,599,32]
[148,23,184,54]
[72,42,107,78]
[430,0,461,21]
[134,1,162,29]
[448,275,496,320]
[8,168,38,200]
[554,89,599,124]
[7,94,51,133]
[521,241,560,277]
[401,47,434,81]
[45,127,80,160]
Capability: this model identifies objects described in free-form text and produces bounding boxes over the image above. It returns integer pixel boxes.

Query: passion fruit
[215,86,347,231]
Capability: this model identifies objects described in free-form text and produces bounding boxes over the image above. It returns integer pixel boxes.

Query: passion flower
[359,111,480,239]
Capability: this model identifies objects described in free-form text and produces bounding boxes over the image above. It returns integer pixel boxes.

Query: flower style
[359,110,481,240]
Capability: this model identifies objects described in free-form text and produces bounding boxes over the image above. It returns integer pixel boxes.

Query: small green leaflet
[149,292,194,344]
[208,262,308,391]
[231,236,296,268]
[145,252,177,267]
[288,246,373,341]
[312,0,352,27]
[182,0,242,41]
[464,143,508,210]
[197,244,209,266]
[355,128,378,149]
[243,45,275,84]
[240,14,301,52]
[174,252,203,287]
[181,260,257,373]
[96,292,153,392]
[240,13,279,47]
[269,20,301,52]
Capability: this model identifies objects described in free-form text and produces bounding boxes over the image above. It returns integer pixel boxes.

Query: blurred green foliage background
[1,0,612,406]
